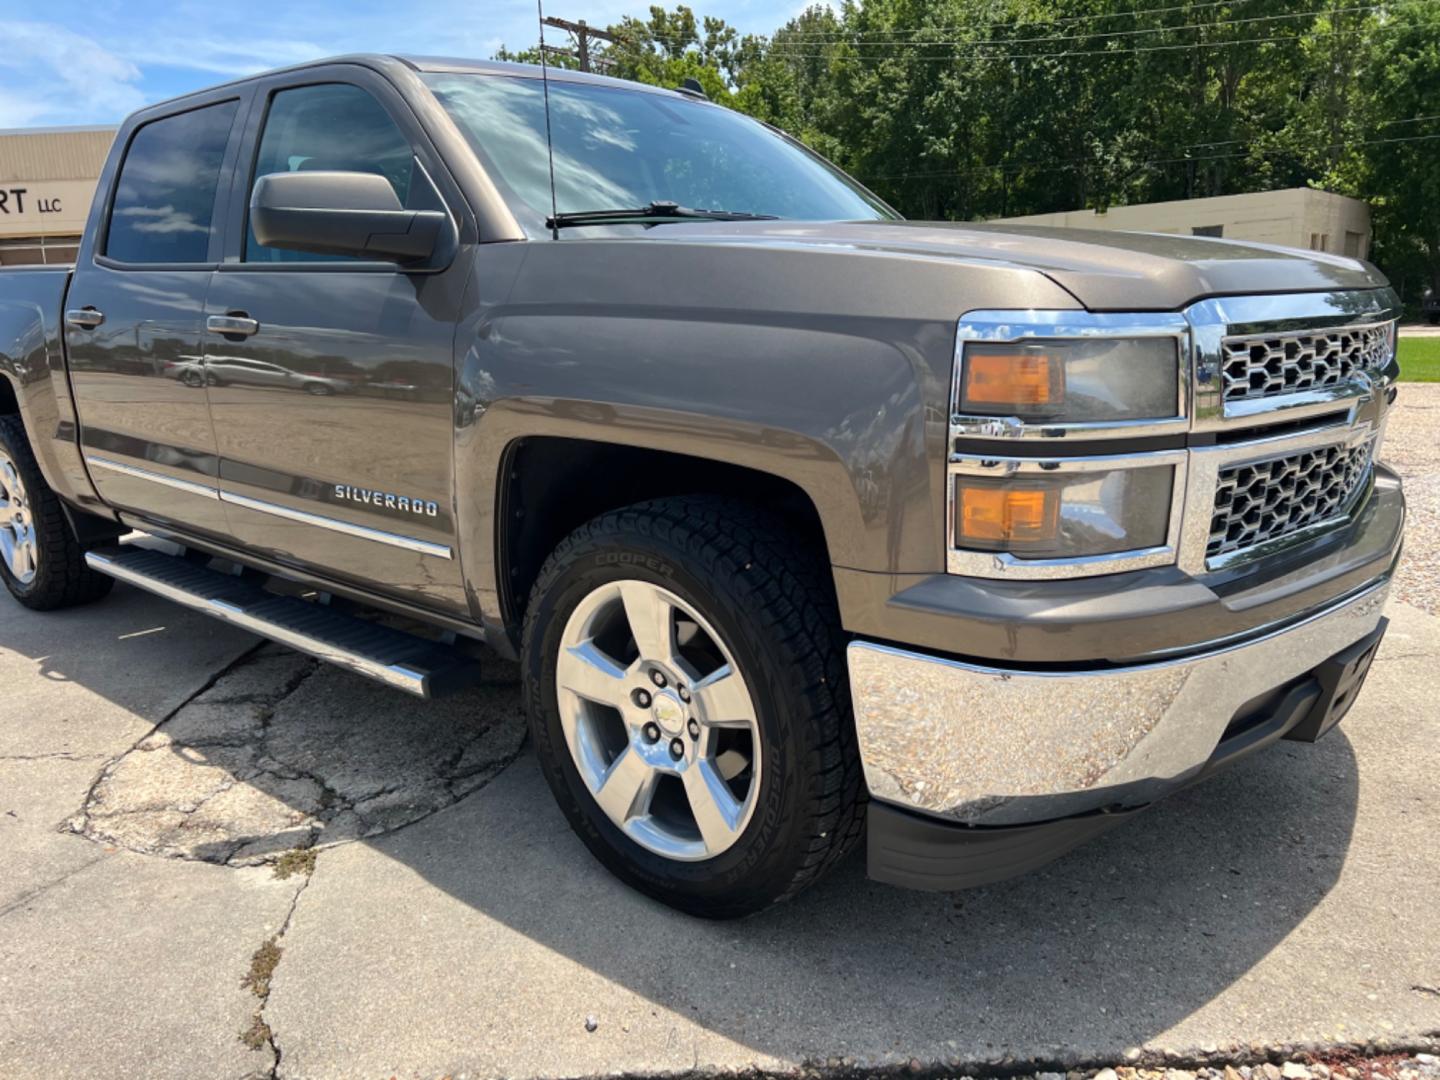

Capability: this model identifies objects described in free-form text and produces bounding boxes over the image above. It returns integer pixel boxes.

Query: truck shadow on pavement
[10,584,1363,1066]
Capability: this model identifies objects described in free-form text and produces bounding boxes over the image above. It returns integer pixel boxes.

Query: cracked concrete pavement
[2,596,1437,1080]
[2,393,1438,1078]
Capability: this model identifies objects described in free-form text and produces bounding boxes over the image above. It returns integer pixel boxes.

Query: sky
[0,0,800,129]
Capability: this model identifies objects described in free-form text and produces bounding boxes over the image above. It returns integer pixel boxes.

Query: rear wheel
[0,415,114,610]
[522,495,864,918]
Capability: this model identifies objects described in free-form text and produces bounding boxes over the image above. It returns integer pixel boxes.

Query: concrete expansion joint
[0,751,108,762]
[0,855,107,922]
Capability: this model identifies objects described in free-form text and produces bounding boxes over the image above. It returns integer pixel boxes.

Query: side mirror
[249,171,449,262]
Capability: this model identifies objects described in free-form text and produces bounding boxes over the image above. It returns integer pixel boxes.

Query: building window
[0,235,81,266]
[1344,231,1366,258]
[1309,232,1330,252]
[1192,224,1224,237]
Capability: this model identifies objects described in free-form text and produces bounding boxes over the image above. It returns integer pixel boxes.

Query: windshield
[423,72,897,229]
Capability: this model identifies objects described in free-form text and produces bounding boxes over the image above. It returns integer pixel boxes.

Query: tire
[522,495,865,918]
[303,382,333,396]
[182,370,204,387]
[0,414,114,611]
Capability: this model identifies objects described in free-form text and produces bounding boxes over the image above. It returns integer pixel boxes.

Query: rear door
[203,66,471,613]
[66,92,248,538]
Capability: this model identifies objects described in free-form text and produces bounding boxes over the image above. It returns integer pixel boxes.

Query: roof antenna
[537,0,560,239]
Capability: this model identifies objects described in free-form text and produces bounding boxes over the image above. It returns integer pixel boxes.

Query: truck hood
[643,219,1389,311]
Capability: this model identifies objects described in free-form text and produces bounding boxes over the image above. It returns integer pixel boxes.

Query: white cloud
[0,0,805,129]
[116,36,329,78]
[0,22,146,126]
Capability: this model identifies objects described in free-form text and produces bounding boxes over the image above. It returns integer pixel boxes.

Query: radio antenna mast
[537,0,560,239]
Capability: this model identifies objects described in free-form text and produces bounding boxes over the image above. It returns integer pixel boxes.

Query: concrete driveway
[3,400,1439,1079]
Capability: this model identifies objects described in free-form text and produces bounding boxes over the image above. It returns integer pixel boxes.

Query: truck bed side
[0,267,108,515]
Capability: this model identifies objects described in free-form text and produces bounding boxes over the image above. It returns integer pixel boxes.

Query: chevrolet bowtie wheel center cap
[651,692,686,736]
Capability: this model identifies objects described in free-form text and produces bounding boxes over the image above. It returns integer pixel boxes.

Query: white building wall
[987,187,1371,259]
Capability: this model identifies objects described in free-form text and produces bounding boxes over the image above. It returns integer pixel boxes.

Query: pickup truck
[0,55,1404,918]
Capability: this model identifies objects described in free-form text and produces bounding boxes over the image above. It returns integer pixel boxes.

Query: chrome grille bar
[1207,440,1374,559]
[1220,323,1394,403]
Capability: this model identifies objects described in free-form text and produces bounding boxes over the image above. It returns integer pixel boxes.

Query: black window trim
[221,70,461,275]
[94,93,250,273]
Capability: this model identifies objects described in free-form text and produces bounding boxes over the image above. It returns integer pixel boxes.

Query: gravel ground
[1384,383,1440,613]
[947,1052,1440,1080]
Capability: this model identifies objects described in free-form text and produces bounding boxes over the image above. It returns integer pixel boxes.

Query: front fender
[448,239,1080,637]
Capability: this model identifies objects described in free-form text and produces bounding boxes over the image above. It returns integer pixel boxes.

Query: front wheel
[0,415,114,610]
[522,496,864,918]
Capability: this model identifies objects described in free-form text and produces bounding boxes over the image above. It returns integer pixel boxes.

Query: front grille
[1220,324,1392,402]
[1207,442,1373,559]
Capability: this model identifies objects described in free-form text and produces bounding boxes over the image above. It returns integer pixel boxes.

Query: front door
[203,72,469,613]
[66,95,245,539]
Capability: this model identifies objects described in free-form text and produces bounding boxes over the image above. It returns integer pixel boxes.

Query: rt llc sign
[0,187,64,215]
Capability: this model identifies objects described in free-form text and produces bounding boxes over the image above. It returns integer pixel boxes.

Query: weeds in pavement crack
[239,848,316,1071]
[271,847,316,880]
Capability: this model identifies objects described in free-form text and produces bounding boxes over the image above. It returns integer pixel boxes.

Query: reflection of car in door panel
[0,55,1406,920]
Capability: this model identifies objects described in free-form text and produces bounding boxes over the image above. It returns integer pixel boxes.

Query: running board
[85,546,479,700]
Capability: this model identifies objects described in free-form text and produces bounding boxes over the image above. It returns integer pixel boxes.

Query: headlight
[947,311,1191,579]
[958,338,1180,423]
[952,464,1175,559]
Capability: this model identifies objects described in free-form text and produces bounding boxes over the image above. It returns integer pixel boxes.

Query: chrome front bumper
[848,577,1391,827]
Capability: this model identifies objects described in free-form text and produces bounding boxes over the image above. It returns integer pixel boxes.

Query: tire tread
[523,494,865,917]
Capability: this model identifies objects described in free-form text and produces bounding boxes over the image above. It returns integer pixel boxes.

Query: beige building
[0,126,116,266]
[988,187,1372,259]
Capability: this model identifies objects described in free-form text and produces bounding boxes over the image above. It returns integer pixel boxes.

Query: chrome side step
[85,546,479,700]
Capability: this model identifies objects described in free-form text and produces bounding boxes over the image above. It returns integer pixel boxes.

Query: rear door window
[105,101,239,264]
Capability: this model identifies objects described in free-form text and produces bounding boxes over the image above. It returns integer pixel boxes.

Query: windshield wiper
[547,200,780,229]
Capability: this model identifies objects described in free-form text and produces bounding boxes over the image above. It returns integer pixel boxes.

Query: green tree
[1329,2,1440,300]
[488,0,1437,287]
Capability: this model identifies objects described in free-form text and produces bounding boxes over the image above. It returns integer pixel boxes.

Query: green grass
[1397,336,1440,382]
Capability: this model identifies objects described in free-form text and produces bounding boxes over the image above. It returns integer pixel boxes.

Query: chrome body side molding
[82,454,452,560]
[220,491,452,560]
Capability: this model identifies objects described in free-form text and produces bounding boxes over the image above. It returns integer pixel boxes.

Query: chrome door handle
[65,308,105,330]
[206,314,259,337]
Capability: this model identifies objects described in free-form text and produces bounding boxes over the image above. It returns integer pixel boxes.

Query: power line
[863,131,1440,182]
[641,0,1270,44]
[760,2,1393,52]
[1377,112,1440,126]
[756,22,1405,63]
[540,14,619,73]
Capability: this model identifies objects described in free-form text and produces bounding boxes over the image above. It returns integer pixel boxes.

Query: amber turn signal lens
[960,349,1064,411]
[957,485,1059,544]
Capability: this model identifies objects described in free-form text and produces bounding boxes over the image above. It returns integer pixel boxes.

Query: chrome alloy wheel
[0,450,38,585]
[556,579,762,861]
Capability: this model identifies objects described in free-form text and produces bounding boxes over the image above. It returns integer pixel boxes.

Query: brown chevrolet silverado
[0,55,1404,917]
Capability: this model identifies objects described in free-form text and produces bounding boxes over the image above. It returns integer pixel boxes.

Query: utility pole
[541,16,619,73]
